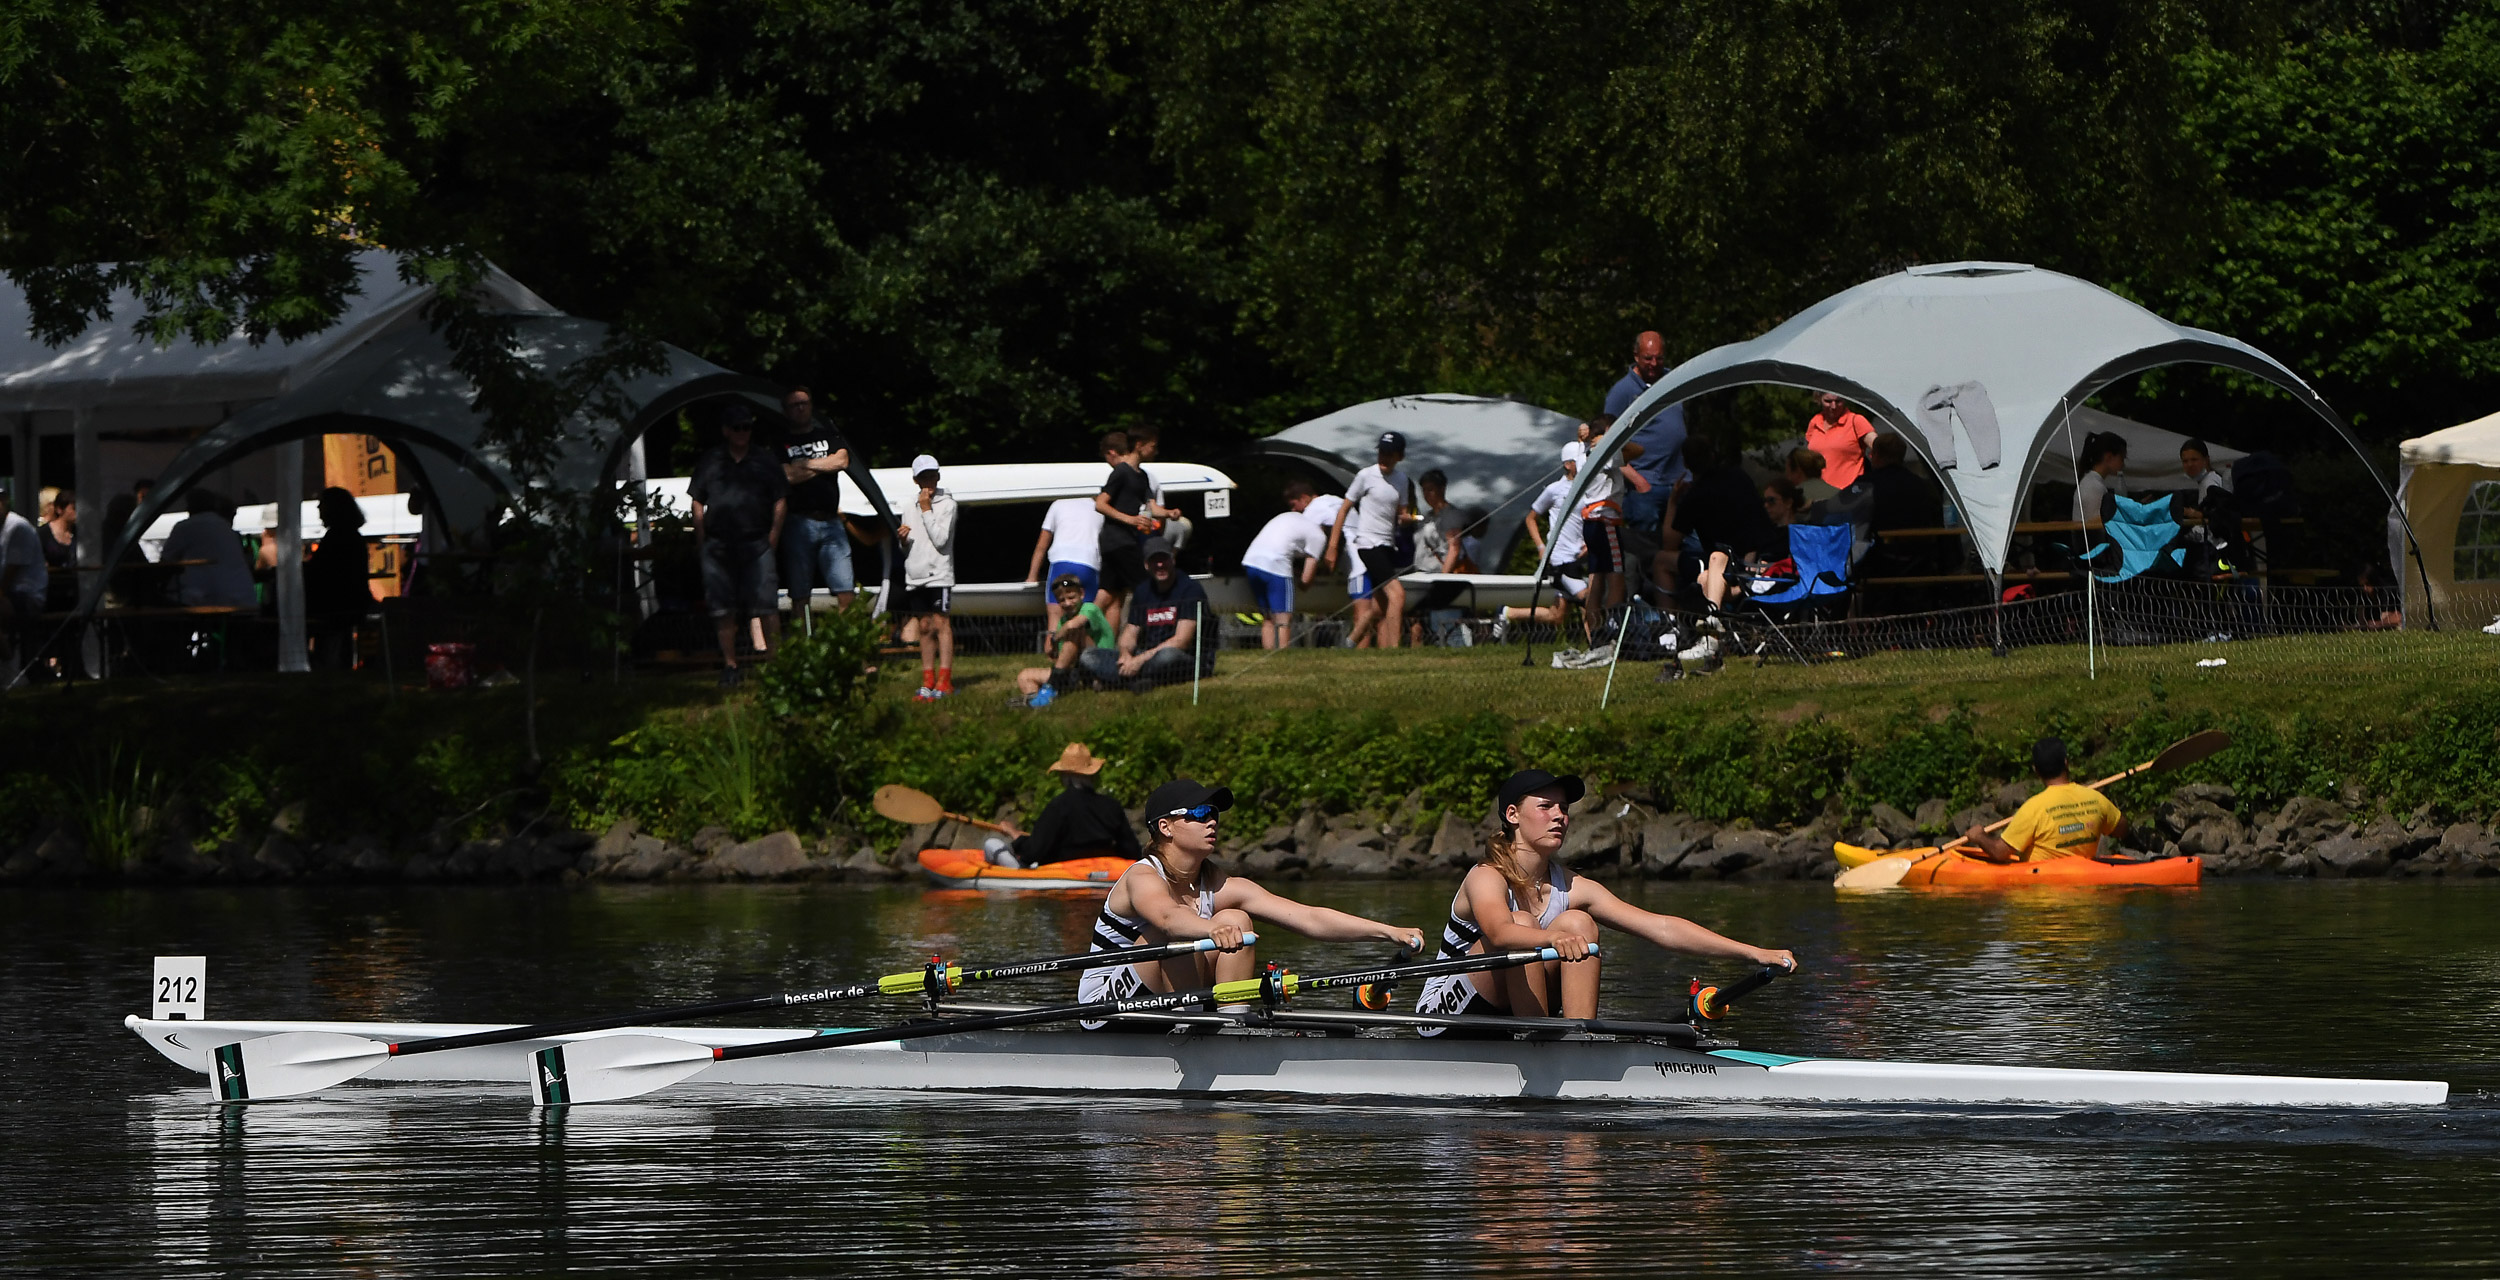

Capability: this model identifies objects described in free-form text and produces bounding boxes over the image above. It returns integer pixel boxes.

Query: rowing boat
[916,848,1133,891]
[1833,843,2202,887]
[125,1013,2443,1108]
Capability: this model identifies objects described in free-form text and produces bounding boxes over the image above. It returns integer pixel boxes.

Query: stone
[2177,815,2246,858]
[1868,803,1918,844]
[546,829,596,855]
[608,835,690,880]
[338,835,397,877]
[2276,796,2347,832]
[588,820,639,872]
[1291,806,1325,858]
[158,836,223,880]
[838,848,902,880]
[1911,798,1952,833]
[2309,828,2399,878]
[928,820,967,853]
[715,831,810,879]
[690,826,734,856]
[1236,846,1286,875]
[893,820,940,862]
[1638,815,1714,877]
[1946,805,1999,839]
[1766,831,1831,880]
[1260,824,1297,854]
[1558,806,1630,868]
[1705,829,1777,880]
[1308,832,1394,877]
[1427,812,1476,867]
[252,831,304,876]
[271,801,308,837]
[2173,783,2238,808]
[2162,798,2233,839]
[2441,822,2495,862]
[1991,780,2035,813]
[1845,826,1889,852]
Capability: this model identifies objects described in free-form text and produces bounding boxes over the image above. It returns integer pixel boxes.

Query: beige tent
[2396,410,2500,626]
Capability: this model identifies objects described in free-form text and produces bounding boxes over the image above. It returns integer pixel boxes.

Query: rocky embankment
[4,784,2495,886]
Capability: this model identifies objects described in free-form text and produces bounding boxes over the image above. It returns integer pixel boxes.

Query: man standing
[688,404,788,688]
[1240,479,1326,649]
[1806,392,1878,489]
[1325,431,1415,649]
[776,386,855,612]
[1093,430,1156,637]
[897,454,958,701]
[1078,537,1211,691]
[1604,331,1690,531]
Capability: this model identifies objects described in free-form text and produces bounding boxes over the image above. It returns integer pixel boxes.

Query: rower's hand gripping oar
[205,935,1248,1103]
[1833,730,2231,889]
[532,944,1597,1106]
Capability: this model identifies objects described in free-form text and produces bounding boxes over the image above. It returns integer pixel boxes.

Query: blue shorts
[1046,560,1099,600]
[1245,566,1294,614]
[780,513,856,598]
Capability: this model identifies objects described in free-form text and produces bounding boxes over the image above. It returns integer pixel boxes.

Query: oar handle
[1228,944,1598,1006]
[1692,964,1786,1021]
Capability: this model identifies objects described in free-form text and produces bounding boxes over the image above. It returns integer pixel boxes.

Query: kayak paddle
[530,944,1597,1105]
[873,783,1014,835]
[1834,730,2232,889]
[206,935,1250,1103]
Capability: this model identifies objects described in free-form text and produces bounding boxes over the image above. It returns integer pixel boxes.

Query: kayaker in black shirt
[991,742,1142,868]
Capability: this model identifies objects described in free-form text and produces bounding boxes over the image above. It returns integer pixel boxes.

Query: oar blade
[531,1035,716,1106]
[1834,855,1915,890]
[872,784,945,826]
[2150,730,2231,774]
[209,1032,389,1102]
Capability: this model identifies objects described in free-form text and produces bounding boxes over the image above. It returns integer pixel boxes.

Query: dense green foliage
[7,1,2499,462]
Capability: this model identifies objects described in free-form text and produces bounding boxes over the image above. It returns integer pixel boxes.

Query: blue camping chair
[2088,494,2187,583]
[1735,523,1857,664]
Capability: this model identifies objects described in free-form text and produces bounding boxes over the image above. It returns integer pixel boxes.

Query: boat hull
[916,849,1133,891]
[1834,843,2202,887]
[123,1016,2445,1108]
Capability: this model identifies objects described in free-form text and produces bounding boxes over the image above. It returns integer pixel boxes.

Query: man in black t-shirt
[1091,430,1157,635]
[776,386,855,609]
[689,404,788,687]
[1076,537,1210,692]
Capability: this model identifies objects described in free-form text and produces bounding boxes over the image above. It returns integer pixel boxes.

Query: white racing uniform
[1076,855,1215,1029]
[1413,862,1572,1032]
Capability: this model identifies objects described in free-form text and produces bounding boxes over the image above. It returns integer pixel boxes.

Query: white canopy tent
[1251,394,1579,566]
[1578,261,2428,613]
[2395,410,2500,625]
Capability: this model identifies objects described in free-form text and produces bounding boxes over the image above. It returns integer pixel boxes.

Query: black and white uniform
[1075,856,1215,1029]
[1413,862,1573,1032]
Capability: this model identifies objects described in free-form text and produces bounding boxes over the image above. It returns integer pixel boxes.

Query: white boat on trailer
[125,1012,2448,1110]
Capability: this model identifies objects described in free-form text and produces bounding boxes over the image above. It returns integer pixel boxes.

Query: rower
[1416,769,1795,1024]
[1078,778,1424,1022]
[1961,737,2127,863]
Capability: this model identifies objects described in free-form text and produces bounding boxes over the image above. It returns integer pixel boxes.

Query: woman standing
[1078,778,1422,1022]
[1416,770,1793,1023]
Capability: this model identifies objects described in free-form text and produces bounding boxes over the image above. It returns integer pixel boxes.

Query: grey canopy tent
[1250,393,1580,566]
[1565,261,2432,622]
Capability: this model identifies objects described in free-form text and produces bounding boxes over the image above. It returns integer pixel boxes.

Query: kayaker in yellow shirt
[1962,737,2128,862]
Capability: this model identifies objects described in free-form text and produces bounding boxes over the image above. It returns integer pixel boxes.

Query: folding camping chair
[1735,522,1856,664]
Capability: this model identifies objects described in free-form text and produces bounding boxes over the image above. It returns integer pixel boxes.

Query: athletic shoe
[927,685,950,700]
[1028,685,1057,709]
[717,666,743,689]
[2485,615,2500,636]
[913,685,936,701]
[1490,615,1510,643]
[1677,634,1721,665]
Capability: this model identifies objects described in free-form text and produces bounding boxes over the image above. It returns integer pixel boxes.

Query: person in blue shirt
[1602,331,1690,537]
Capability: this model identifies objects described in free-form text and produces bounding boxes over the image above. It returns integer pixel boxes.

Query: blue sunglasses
[1163,803,1222,823]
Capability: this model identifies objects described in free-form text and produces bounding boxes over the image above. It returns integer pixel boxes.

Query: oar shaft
[1228,946,1592,1005]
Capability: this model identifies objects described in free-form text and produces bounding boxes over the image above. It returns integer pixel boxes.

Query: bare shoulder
[1210,867,1266,905]
[1567,869,1622,907]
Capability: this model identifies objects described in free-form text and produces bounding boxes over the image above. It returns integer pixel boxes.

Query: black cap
[1143,778,1234,821]
[1377,430,1408,453]
[1497,769,1585,815]
[1141,536,1176,561]
[2032,736,2068,779]
[720,403,755,428]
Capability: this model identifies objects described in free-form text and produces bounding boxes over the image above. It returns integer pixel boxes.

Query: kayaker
[1077,778,1424,1022]
[1416,770,1795,1024]
[1962,737,2127,862]
[986,742,1139,868]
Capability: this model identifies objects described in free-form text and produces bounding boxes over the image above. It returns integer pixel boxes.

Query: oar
[1690,964,1786,1021]
[873,783,1014,835]
[531,945,1594,1105]
[1834,730,2231,890]
[207,936,1248,1103]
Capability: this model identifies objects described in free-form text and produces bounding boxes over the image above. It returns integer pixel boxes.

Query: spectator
[1861,432,1944,580]
[1805,392,1877,489]
[1494,443,1589,642]
[1025,491,1104,638]
[1603,331,1690,532]
[1671,442,1785,666]
[1575,417,1654,624]
[1127,426,1186,547]
[1405,469,1477,644]
[776,386,856,611]
[1325,431,1416,648]
[0,486,48,633]
[689,403,788,688]
[1241,479,1326,650]
[1785,448,1839,511]
[1079,536,1209,691]
[2076,431,2128,531]
[301,488,376,669]
[897,454,958,701]
[1093,430,1155,636]
[161,489,256,609]
[39,490,75,612]
[1016,574,1115,707]
[986,742,1142,868]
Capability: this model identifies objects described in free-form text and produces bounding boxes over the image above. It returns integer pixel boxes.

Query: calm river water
[5,879,2499,1276]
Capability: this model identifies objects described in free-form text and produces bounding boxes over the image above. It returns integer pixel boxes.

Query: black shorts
[1356,547,1401,595]
[700,538,779,620]
[1584,522,1625,574]
[899,585,951,617]
[1099,541,1149,595]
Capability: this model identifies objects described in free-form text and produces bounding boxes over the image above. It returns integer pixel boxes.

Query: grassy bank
[10,629,2499,861]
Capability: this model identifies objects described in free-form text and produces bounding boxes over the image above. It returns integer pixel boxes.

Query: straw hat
[1047,742,1106,776]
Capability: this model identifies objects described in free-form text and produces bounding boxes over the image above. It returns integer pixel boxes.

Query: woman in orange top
[1805,392,1877,489]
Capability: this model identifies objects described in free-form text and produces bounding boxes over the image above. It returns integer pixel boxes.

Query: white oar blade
[530,1035,716,1106]
[209,1032,389,1102]
[1834,855,1916,890]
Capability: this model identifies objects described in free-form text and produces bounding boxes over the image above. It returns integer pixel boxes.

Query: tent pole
[275,438,310,673]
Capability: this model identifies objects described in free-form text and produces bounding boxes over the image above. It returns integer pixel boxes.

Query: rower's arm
[1228,879,1422,950]
[1577,878,1795,970]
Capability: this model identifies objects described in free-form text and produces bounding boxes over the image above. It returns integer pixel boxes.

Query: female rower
[1078,777,1424,1021]
[1417,769,1795,1024]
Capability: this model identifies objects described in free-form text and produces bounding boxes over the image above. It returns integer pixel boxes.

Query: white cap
[911,453,940,476]
[1560,441,1587,465]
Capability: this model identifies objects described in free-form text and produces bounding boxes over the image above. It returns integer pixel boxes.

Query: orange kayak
[916,848,1134,891]
[1833,843,2201,887]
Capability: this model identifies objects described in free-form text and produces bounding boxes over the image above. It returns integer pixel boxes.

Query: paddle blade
[1834,855,1915,891]
[209,1032,388,1103]
[872,784,945,826]
[2150,730,2231,774]
[531,1035,715,1106]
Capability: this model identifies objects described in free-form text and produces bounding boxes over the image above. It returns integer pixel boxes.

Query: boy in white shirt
[1025,494,1104,637]
[1324,431,1416,648]
[1241,479,1327,649]
[896,454,958,700]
